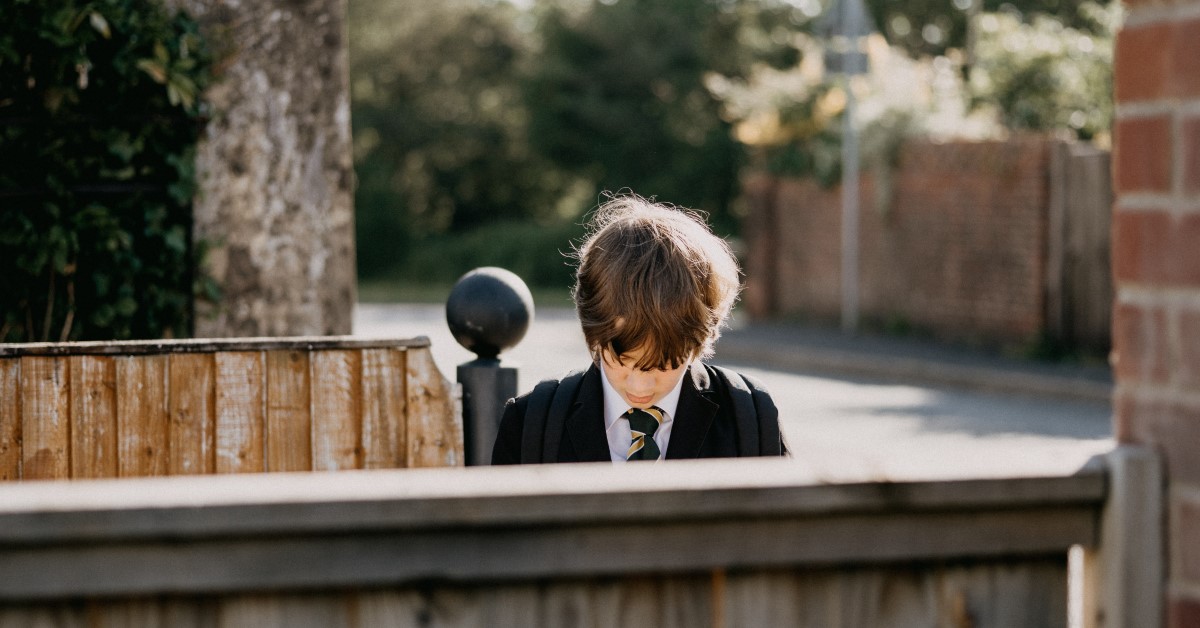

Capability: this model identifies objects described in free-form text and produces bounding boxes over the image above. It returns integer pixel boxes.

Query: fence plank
[406,347,462,468]
[0,359,19,480]
[68,355,117,479]
[217,593,350,628]
[311,350,361,471]
[20,356,69,480]
[169,353,216,476]
[215,352,265,474]
[116,355,170,478]
[361,348,406,470]
[266,350,312,472]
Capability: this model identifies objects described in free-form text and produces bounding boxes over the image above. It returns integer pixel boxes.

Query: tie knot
[626,406,663,436]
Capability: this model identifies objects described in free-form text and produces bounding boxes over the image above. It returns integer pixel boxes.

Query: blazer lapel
[563,364,612,463]
[665,363,719,459]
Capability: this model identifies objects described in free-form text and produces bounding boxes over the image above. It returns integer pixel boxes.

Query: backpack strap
[521,370,586,464]
[742,372,782,456]
[711,365,782,457]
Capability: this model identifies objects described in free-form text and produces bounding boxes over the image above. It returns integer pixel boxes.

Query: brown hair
[572,194,741,370]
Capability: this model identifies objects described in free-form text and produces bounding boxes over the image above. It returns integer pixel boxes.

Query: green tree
[525,0,769,234]
[349,0,577,279]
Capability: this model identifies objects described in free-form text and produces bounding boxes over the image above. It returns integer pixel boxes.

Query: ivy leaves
[0,1,213,342]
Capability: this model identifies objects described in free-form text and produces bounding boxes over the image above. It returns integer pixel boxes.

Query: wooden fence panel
[0,338,457,479]
[117,354,170,477]
[170,353,216,476]
[265,350,312,473]
[311,350,362,471]
[215,352,265,474]
[19,356,69,480]
[0,359,20,480]
[406,347,462,467]
[68,356,117,479]
[361,348,406,470]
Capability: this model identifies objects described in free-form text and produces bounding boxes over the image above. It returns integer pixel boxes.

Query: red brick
[1174,18,1200,98]
[1115,116,1173,193]
[1170,595,1200,628]
[1116,23,1172,102]
[1182,307,1200,387]
[1113,212,1200,286]
[1113,301,1171,384]
[1119,394,1200,485]
[1185,116,1200,195]
[1180,496,1200,583]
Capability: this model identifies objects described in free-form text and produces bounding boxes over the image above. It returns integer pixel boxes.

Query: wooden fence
[0,448,1161,627]
[0,336,461,480]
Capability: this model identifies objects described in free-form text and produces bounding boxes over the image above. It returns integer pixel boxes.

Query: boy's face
[599,346,691,409]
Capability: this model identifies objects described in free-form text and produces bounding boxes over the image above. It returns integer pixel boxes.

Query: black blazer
[491,362,776,464]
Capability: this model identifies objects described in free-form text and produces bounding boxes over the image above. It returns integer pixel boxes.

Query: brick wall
[1112,2,1200,626]
[743,137,1056,347]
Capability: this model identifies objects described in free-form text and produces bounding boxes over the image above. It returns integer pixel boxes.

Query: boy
[491,194,787,464]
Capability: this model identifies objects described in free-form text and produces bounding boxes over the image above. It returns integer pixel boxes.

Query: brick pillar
[1111,2,1200,626]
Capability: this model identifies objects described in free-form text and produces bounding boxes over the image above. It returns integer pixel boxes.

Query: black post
[446,267,533,466]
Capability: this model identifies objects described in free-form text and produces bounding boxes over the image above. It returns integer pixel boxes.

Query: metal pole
[458,359,517,466]
[841,75,860,333]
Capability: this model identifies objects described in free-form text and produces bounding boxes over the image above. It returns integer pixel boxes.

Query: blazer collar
[565,362,720,462]
[664,363,719,459]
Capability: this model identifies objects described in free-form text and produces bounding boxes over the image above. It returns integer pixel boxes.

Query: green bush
[397,220,587,291]
[0,1,211,342]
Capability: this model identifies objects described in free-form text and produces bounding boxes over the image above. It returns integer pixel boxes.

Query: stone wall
[169,0,356,337]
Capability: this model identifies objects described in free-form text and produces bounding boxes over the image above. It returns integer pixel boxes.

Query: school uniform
[491,362,786,464]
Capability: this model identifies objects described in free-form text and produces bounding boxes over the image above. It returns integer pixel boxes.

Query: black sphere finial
[446,267,534,361]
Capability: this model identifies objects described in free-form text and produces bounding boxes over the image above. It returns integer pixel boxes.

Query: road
[354,303,1114,480]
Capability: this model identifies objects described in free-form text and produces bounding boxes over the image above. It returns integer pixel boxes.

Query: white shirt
[599,361,686,463]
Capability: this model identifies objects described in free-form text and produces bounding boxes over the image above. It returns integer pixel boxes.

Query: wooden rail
[0,336,461,479]
[0,457,1117,627]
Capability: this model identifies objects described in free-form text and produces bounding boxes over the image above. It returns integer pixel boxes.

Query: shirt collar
[599,360,687,433]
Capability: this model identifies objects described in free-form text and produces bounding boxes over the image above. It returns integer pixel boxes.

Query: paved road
[354,303,1114,480]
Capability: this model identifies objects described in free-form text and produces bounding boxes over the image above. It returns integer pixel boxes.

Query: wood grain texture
[68,355,117,479]
[265,350,311,472]
[19,356,69,480]
[116,355,170,477]
[214,352,265,474]
[169,353,216,476]
[311,350,361,471]
[405,347,462,468]
[0,359,20,480]
[360,348,405,469]
[0,336,430,357]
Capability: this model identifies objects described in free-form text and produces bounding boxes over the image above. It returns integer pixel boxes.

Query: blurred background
[349,0,1117,319]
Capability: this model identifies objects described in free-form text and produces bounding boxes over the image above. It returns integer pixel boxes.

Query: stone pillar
[1111,2,1200,626]
[169,0,356,337]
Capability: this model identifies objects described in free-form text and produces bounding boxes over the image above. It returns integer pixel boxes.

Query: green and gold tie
[626,406,664,461]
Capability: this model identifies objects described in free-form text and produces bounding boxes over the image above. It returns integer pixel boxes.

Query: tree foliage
[0,0,212,342]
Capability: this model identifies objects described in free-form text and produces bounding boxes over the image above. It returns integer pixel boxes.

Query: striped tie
[626,406,664,461]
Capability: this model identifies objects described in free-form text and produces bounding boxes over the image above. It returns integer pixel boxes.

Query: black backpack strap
[520,378,560,465]
[542,370,585,463]
[741,372,782,456]
[711,365,783,457]
[711,365,759,457]
[521,370,586,464]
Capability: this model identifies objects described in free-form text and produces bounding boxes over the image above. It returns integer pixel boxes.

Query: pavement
[715,318,1113,404]
[355,303,1114,480]
[356,302,1113,405]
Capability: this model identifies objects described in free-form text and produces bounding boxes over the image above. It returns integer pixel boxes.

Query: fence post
[1081,445,1164,628]
[446,267,533,466]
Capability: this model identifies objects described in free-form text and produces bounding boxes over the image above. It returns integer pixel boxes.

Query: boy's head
[572,194,741,371]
